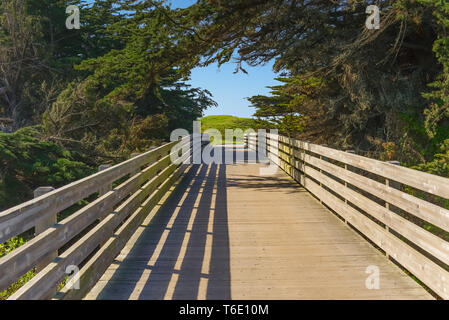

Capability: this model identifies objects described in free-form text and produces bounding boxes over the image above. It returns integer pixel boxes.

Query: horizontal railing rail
[0,135,201,300]
[0,142,177,244]
[246,132,449,299]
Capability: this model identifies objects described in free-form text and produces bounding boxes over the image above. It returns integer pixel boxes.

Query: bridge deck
[85,146,432,300]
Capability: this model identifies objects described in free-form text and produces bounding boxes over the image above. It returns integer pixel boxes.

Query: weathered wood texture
[54,162,192,300]
[33,187,57,273]
[84,146,432,300]
[1,137,194,299]
[251,132,449,299]
[0,141,178,244]
[3,131,446,300]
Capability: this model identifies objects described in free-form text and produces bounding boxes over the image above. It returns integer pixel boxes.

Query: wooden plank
[247,140,258,151]
[302,153,449,233]
[284,138,449,199]
[56,162,192,300]
[8,159,183,300]
[276,150,449,267]
[83,153,432,300]
[277,137,449,232]
[270,140,449,299]
[300,172,449,299]
[33,187,57,273]
[0,152,175,292]
[0,141,178,243]
[0,139,189,288]
[302,164,449,267]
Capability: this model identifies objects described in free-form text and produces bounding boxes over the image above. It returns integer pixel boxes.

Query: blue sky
[169,0,279,118]
[188,60,279,118]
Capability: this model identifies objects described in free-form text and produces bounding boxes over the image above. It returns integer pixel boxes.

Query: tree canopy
[1,0,449,182]
[170,0,449,164]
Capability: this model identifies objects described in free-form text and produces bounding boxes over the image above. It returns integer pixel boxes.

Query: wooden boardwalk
[85,146,432,300]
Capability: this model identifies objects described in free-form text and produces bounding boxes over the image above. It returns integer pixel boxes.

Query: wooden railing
[3,131,448,299]
[246,132,449,299]
[0,136,196,300]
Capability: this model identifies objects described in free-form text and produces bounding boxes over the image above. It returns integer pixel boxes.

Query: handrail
[0,135,197,299]
[246,132,449,299]
[0,141,177,244]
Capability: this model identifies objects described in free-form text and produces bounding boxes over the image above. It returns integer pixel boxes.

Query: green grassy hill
[200,115,258,144]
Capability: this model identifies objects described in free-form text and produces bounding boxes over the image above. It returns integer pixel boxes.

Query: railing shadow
[94,147,230,300]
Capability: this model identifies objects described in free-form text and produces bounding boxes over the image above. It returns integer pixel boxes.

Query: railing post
[266,133,271,159]
[98,165,112,196]
[34,187,57,272]
[344,149,356,173]
[344,150,355,194]
[318,144,328,203]
[343,150,356,224]
[384,160,401,259]
[130,153,141,176]
[319,144,328,182]
[255,132,258,152]
[287,137,292,176]
[385,160,401,212]
[300,141,310,178]
[253,133,258,162]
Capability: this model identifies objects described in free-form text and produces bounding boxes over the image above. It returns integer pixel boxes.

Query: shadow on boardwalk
[88,145,434,300]
[94,151,231,299]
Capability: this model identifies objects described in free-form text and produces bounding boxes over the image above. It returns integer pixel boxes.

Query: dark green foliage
[0,0,125,128]
[73,2,217,130]
[248,76,321,137]
[418,1,449,138]
[0,126,94,210]
[2,0,449,196]
[0,0,220,211]
[171,0,448,168]
[413,139,449,178]
[39,1,217,157]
